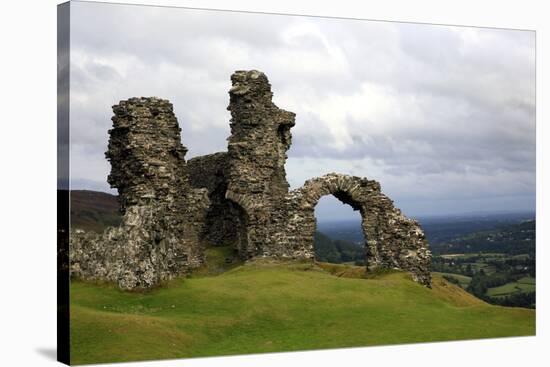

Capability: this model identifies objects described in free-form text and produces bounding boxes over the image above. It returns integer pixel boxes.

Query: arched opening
[313,195,366,266]
[227,200,249,259]
[198,185,249,253]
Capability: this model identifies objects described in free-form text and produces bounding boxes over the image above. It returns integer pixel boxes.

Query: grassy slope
[433,272,472,288]
[70,262,535,365]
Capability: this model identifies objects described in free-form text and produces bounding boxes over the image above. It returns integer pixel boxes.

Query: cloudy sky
[69,1,535,220]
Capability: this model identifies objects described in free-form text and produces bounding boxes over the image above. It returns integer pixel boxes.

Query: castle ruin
[70,70,432,289]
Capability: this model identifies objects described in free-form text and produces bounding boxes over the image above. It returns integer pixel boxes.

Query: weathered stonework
[70,98,209,289]
[225,70,297,259]
[186,152,243,247]
[286,174,431,285]
[70,70,432,289]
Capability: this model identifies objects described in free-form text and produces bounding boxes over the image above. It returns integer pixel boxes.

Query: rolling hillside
[68,190,535,365]
[70,258,535,365]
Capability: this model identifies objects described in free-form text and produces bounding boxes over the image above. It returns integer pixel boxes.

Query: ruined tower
[225,70,297,258]
[106,97,189,214]
[70,98,209,289]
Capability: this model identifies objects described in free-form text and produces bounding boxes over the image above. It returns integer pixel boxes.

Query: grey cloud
[71,3,289,70]
[68,1,535,218]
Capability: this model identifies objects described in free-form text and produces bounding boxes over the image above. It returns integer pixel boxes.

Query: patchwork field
[487,277,536,297]
[432,250,535,306]
[70,261,535,365]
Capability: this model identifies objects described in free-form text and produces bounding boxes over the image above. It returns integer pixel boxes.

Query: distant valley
[317,212,536,308]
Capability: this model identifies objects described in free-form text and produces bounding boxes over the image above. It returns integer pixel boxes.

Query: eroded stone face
[225,70,296,259]
[106,97,188,213]
[69,71,432,289]
[70,97,209,290]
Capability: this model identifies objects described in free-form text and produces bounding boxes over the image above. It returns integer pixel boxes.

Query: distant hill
[313,231,365,265]
[429,219,535,256]
[70,190,121,233]
[420,212,534,246]
[318,214,536,257]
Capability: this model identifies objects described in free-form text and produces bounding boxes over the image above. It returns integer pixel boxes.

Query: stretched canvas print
[57,1,536,365]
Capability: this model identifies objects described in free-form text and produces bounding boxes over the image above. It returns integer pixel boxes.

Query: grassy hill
[68,191,536,364]
[70,258,535,365]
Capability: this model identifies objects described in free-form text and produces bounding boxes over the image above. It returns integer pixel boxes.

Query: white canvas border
[0,1,546,366]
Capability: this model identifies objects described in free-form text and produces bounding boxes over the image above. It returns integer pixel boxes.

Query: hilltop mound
[70,259,535,364]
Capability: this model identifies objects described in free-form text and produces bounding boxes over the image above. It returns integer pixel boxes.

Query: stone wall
[70,98,209,289]
[69,71,432,289]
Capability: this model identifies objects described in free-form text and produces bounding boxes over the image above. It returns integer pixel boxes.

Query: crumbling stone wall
[69,71,432,289]
[187,152,244,247]
[70,98,209,289]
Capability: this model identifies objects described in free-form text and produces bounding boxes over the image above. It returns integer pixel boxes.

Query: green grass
[191,246,242,276]
[518,276,536,285]
[487,277,536,297]
[70,262,535,365]
[433,272,472,288]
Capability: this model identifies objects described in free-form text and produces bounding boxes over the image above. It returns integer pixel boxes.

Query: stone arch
[288,173,431,286]
[224,190,257,259]
[225,198,250,259]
